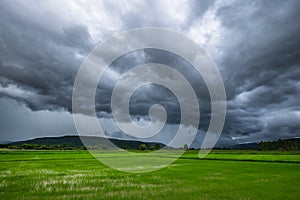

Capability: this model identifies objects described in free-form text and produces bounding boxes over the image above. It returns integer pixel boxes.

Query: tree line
[258,138,300,151]
[0,143,162,150]
[1,138,299,151]
[0,143,86,150]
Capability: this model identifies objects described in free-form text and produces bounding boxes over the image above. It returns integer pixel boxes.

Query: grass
[0,150,299,199]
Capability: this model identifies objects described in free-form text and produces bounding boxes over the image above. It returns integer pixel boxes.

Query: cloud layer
[0,0,300,146]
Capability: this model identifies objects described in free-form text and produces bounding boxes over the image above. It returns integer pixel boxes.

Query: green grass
[0,150,299,199]
[183,150,300,162]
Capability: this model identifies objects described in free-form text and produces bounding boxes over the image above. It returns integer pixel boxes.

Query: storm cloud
[0,0,300,146]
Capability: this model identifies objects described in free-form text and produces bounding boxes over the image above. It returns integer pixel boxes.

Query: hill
[230,142,259,150]
[5,135,165,150]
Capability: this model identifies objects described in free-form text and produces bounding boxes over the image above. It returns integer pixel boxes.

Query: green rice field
[0,150,299,199]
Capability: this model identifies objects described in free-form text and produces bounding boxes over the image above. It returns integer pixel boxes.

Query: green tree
[149,145,156,150]
[155,144,161,150]
[183,144,188,150]
[138,144,147,150]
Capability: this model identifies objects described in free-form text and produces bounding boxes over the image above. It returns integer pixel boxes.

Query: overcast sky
[0,0,300,147]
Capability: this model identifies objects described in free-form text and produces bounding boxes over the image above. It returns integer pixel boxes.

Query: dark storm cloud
[0,0,93,112]
[210,0,300,142]
[96,49,211,128]
[0,0,300,145]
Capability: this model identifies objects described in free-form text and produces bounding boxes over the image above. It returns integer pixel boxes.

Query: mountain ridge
[6,135,165,150]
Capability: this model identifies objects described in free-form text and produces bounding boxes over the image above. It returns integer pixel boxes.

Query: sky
[0,0,300,147]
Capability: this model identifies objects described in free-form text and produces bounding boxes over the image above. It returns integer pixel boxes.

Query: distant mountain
[0,141,11,144]
[8,135,165,150]
[230,142,259,150]
[4,136,300,151]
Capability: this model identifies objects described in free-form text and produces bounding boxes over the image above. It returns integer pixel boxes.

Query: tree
[155,144,161,150]
[183,144,188,150]
[138,144,147,150]
[149,145,156,150]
